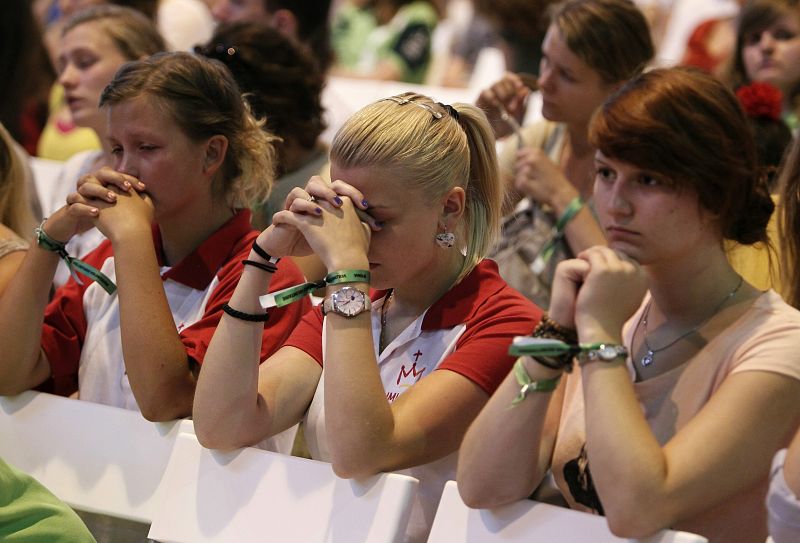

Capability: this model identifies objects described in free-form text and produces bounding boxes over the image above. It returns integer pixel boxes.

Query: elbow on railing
[193,414,256,452]
[603,501,671,539]
[457,479,529,510]
[330,456,379,480]
[139,403,182,423]
[0,380,29,397]
[195,426,239,452]
[137,391,192,423]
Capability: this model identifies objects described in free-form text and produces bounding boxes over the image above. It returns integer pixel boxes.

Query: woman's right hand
[53,168,148,240]
[38,169,129,242]
[573,246,648,342]
[256,176,381,260]
[476,72,530,139]
[75,167,146,194]
[548,258,591,330]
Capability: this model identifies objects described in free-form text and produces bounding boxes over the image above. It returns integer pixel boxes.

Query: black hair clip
[193,43,238,61]
[438,102,459,121]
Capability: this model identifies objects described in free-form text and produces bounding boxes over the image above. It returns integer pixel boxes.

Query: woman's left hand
[270,177,381,270]
[573,246,648,342]
[514,147,575,207]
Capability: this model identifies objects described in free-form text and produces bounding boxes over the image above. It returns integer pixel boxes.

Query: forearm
[581,361,671,534]
[112,231,194,421]
[550,188,606,254]
[323,294,395,477]
[0,251,24,296]
[457,358,563,508]
[194,262,274,449]
[0,246,60,393]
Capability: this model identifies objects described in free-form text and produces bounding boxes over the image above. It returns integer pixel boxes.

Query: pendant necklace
[379,289,394,354]
[637,275,743,367]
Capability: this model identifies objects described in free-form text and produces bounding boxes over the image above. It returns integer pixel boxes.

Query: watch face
[333,287,366,317]
[591,344,628,362]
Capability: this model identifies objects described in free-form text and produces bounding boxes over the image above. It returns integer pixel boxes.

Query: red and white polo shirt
[284,259,542,542]
[39,209,310,411]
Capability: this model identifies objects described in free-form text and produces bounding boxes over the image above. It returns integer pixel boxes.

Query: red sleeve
[681,19,721,73]
[437,287,542,395]
[39,241,115,396]
[282,306,324,366]
[181,245,313,366]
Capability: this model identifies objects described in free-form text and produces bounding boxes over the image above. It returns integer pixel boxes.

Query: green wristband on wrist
[510,358,561,406]
[532,196,584,274]
[260,269,370,308]
[35,219,117,295]
[508,337,628,365]
[324,269,370,285]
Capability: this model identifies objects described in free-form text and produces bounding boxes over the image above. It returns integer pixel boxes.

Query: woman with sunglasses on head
[478,0,653,309]
[193,93,542,542]
[458,67,800,542]
[0,53,308,436]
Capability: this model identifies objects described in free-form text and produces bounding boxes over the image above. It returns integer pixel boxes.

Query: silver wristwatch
[578,344,629,364]
[321,286,371,318]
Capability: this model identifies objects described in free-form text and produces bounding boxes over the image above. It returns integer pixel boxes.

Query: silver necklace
[637,275,744,367]
[379,289,394,354]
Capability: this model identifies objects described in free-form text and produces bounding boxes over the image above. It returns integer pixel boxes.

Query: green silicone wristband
[510,358,561,406]
[533,196,585,272]
[260,270,370,309]
[324,269,370,285]
[35,219,117,295]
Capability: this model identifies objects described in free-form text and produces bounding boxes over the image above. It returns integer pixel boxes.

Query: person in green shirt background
[0,457,95,542]
[331,0,439,84]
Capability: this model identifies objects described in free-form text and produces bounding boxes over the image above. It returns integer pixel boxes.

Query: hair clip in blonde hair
[381,96,444,119]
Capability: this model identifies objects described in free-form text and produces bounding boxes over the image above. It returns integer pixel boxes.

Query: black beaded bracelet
[530,314,578,372]
[222,303,269,322]
[251,240,280,264]
[532,353,575,373]
[242,259,278,274]
[532,313,578,344]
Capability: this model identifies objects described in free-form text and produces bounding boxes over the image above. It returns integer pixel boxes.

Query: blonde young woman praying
[192,93,542,542]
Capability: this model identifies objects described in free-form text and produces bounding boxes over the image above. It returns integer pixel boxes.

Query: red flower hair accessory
[736,82,783,121]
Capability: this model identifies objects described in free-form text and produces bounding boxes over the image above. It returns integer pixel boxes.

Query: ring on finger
[307,195,316,202]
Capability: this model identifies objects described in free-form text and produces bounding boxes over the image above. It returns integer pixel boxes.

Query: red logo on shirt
[396,362,425,386]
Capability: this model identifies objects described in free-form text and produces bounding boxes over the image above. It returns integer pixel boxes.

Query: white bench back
[0,391,193,523]
[148,433,418,543]
[427,481,709,543]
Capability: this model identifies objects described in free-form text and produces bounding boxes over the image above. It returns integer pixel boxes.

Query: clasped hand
[46,167,152,243]
[548,246,648,343]
[257,176,382,271]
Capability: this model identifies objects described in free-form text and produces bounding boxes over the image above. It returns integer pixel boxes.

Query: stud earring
[435,226,455,249]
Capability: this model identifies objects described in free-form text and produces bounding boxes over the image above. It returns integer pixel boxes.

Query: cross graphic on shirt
[413,350,423,361]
